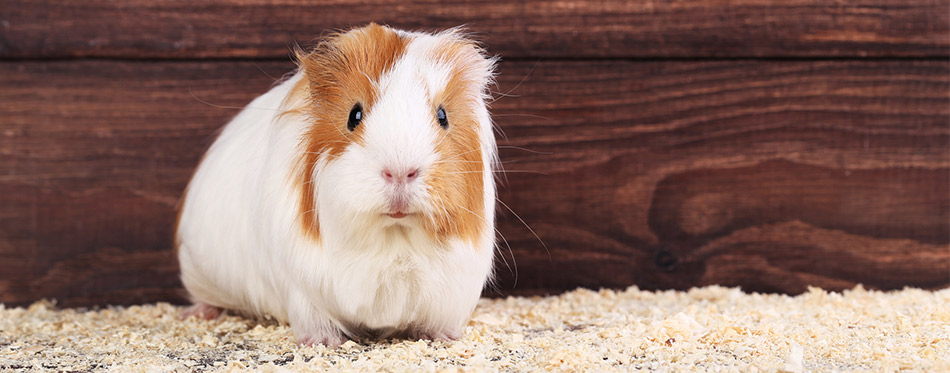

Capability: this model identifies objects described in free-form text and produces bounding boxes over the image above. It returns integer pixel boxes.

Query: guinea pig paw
[298,333,348,348]
[181,303,223,321]
[413,329,462,342]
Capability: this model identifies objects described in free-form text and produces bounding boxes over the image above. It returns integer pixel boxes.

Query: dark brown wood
[1,0,947,59]
[0,59,947,307]
[0,61,297,307]
[491,60,950,296]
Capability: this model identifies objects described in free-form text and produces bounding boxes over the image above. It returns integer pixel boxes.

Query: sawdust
[1,285,947,371]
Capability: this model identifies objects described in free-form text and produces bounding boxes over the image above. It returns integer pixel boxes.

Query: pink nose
[382,168,420,184]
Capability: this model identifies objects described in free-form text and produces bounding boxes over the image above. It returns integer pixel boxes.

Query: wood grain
[1,0,947,59]
[491,59,950,295]
[0,61,296,306]
[1,59,947,306]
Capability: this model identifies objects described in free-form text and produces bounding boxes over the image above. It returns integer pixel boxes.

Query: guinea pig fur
[176,23,498,347]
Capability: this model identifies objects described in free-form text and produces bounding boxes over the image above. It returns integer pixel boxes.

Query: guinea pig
[175,23,498,347]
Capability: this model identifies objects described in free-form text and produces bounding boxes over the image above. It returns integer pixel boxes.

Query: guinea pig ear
[434,28,499,99]
[291,33,342,104]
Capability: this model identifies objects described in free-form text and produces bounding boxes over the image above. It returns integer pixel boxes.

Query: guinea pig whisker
[496,197,550,261]
[452,202,485,222]
[488,59,538,104]
[433,197,461,238]
[442,170,490,174]
[445,170,549,175]
[493,113,553,122]
[446,200,483,237]
[496,169,549,175]
[441,147,483,159]
[488,220,517,288]
[496,145,553,155]
[443,202,461,237]
[492,123,509,141]
[493,224,517,288]
[430,158,524,165]
[189,88,282,112]
[253,63,281,83]
[331,125,354,141]
[440,199,517,285]
[496,160,510,186]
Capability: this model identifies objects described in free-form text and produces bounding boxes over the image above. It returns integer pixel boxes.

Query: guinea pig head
[291,24,497,247]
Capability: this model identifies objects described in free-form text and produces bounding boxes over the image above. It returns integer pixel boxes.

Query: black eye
[347,104,363,132]
[436,106,448,129]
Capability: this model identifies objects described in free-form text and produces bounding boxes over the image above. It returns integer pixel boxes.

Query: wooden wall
[1,0,948,307]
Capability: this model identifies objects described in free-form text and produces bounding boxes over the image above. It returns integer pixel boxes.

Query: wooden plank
[1,0,947,59]
[0,59,947,306]
[492,59,950,295]
[0,61,294,307]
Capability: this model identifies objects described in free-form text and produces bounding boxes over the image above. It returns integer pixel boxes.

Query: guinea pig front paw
[298,333,348,348]
[181,302,223,321]
[412,328,462,342]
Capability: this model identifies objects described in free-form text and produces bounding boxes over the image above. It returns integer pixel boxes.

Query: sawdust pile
[2,285,947,371]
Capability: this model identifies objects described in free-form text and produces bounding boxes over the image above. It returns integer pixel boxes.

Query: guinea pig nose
[382,168,421,184]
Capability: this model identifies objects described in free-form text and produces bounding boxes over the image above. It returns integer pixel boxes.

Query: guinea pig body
[176,24,498,346]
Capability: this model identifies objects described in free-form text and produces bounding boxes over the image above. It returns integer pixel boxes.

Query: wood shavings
[1,285,947,371]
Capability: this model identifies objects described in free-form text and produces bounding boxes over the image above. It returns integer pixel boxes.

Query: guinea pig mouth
[384,196,412,219]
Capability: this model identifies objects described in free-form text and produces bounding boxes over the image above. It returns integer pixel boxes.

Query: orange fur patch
[293,23,409,241]
[422,36,494,246]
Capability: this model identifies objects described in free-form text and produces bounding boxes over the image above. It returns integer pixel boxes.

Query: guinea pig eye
[347,104,363,132]
[436,106,448,129]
